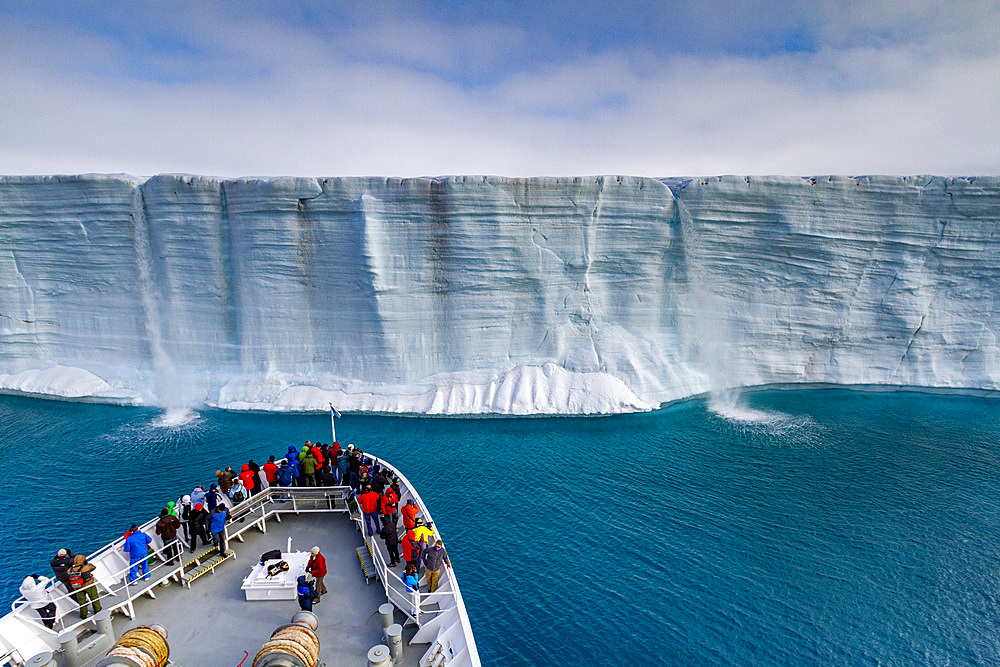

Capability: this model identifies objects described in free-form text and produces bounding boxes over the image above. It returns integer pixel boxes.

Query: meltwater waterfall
[1,174,999,414]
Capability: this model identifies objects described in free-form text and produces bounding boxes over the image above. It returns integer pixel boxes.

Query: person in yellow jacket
[411,518,434,575]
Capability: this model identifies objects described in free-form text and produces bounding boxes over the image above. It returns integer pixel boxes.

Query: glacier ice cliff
[0,173,998,414]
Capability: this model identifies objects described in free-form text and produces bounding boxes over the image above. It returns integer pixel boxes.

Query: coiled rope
[251,624,320,667]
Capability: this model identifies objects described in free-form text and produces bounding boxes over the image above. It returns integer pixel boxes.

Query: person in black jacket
[247,459,262,495]
[50,548,75,591]
[379,518,400,567]
[188,503,211,552]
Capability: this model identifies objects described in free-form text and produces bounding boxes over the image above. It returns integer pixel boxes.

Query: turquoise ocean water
[3,388,1000,665]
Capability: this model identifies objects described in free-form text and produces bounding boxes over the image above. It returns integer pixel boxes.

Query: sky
[1,1,998,177]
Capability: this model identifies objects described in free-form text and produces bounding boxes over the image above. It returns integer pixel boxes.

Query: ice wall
[0,173,997,414]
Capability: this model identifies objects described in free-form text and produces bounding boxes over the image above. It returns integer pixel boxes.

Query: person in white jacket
[19,574,56,629]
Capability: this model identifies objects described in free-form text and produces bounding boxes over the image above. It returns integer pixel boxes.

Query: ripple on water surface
[3,389,1000,665]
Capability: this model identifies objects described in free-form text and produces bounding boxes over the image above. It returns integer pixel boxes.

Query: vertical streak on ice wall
[129,181,176,406]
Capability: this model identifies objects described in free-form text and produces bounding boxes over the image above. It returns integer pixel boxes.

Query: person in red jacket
[401,528,420,572]
[401,498,419,530]
[262,456,278,486]
[359,485,381,537]
[307,546,327,602]
[238,464,256,494]
[380,486,399,528]
[310,443,324,486]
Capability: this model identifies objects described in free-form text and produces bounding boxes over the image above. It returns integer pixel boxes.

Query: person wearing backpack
[296,575,315,612]
[68,554,102,618]
[229,478,247,504]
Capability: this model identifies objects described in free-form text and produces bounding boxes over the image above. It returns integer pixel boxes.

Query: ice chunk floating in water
[1,173,1000,414]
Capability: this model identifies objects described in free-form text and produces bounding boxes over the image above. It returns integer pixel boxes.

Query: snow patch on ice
[216,363,655,415]
[0,366,140,402]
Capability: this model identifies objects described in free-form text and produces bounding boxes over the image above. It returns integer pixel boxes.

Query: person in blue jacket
[287,450,302,486]
[123,524,152,584]
[209,506,229,557]
[338,450,350,487]
[296,575,315,611]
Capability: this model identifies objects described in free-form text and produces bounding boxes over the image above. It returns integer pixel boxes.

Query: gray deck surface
[105,512,420,667]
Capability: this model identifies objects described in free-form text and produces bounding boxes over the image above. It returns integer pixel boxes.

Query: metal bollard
[25,653,55,667]
[93,609,113,638]
[385,623,403,664]
[58,630,80,667]
[378,602,394,630]
[367,644,392,667]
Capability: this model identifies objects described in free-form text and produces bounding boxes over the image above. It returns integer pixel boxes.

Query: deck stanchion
[93,609,113,638]
[379,603,394,630]
[385,623,403,664]
[57,629,80,667]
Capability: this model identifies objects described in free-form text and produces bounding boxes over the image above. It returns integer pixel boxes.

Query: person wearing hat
[207,484,223,512]
[19,574,56,628]
[179,494,193,544]
[122,524,152,584]
[411,518,434,576]
[296,575,315,612]
[380,484,399,528]
[402,498,420,531]
[189,503,211,552]
[68,554,101,618]
[155,508,181,565]
[348,447,361,491]
[307,547,327,602]
[49,547,75,591]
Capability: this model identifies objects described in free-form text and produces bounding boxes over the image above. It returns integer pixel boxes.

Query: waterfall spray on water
[130,185,199,427]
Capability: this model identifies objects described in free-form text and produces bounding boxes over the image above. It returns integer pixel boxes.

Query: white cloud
[0,6,998,177]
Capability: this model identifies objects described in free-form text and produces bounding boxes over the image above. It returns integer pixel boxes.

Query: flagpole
[329,404,337,443]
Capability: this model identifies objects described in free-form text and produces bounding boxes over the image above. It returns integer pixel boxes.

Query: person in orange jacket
[359,485,381,536]
[401,498,419,530]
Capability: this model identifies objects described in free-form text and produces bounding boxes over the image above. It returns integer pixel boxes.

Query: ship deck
[4,467,479,667]
[104,509,420,667]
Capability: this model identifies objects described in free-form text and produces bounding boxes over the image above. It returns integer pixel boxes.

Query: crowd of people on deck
[20,439,452,627]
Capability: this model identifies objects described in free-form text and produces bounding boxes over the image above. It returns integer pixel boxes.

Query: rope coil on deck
[96,625,169,667]
[251,615,321,667]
